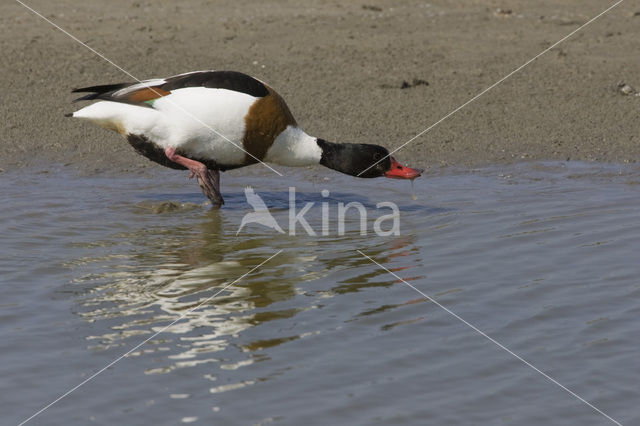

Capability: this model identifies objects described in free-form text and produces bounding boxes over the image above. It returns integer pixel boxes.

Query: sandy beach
[2,0,639,173]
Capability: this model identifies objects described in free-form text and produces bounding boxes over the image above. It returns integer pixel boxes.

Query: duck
[69,70,422,206]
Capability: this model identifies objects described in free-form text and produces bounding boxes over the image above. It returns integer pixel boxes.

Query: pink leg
[164,147,224,206]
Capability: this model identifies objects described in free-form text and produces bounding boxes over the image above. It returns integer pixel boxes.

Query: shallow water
[1,162,638,425]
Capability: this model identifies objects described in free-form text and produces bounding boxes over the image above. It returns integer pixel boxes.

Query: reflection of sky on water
[65,200,425,385]
[6,163,638,424]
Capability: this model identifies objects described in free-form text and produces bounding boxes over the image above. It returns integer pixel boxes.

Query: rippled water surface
[1,162,638,425]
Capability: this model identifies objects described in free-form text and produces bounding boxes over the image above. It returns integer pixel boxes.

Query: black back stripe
[161,71,269,98]
[71,71,270,104]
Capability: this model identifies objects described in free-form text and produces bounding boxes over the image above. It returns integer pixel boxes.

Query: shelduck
[69,70,422,206]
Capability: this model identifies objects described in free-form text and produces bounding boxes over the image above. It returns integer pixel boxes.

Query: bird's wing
[71,71,270,107]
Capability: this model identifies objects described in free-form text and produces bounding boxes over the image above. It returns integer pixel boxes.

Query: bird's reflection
[68,192,431,384]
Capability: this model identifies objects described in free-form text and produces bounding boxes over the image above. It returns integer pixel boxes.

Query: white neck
[264,126,322,166]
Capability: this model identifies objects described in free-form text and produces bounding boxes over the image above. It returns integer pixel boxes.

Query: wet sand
[2,0,639,174]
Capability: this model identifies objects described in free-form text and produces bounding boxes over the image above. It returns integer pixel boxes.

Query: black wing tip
[72,93,100,103]
[71,86,100,94]
[71,86,100,103]
[71,82,134,103]
[64,112,73,117]
[72,82,131,92]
